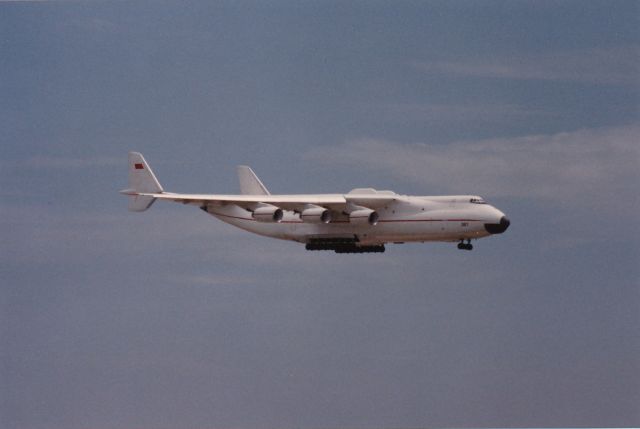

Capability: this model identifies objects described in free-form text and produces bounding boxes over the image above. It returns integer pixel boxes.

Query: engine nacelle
[349,208,379,226]
[252,205,284,223]
[300,206,332,224]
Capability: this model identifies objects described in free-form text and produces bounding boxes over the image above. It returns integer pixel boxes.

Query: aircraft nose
[484,216,510,234]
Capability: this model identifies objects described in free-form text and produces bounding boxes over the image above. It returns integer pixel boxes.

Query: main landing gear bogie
[457,239,473,251]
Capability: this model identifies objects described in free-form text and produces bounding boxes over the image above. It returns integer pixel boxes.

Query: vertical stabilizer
[125,152,164,211]
[237,165,270,195]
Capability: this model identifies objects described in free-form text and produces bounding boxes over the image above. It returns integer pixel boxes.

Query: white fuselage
[123,152,510,252]
[205,194,506,245]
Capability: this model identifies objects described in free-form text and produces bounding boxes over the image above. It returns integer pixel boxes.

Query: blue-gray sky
[1,1,639,428]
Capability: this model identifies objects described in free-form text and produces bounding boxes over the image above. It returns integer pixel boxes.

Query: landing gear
[457,239,473,251]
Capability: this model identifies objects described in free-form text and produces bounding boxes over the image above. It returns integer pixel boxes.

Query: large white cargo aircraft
[121,152,510,253]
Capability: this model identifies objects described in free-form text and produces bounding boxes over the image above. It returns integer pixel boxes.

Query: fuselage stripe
[208,210,481,224]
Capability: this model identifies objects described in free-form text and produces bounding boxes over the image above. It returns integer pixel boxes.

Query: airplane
[120,152,510,253]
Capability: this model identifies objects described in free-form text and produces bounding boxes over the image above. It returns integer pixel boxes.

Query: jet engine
[252,204,284,223]
[300,205,332,224]
[349,208,379,225]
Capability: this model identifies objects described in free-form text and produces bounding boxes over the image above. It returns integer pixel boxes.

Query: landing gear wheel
[457,240,473,251]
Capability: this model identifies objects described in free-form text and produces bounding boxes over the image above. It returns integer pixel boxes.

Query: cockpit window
[470,197,487,204]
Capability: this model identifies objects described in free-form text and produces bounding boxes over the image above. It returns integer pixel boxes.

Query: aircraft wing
[122,152,400,213]
[121,191,398,212]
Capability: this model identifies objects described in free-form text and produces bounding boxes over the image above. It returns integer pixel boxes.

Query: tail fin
[237,165,270,195]
[122,152,164,211]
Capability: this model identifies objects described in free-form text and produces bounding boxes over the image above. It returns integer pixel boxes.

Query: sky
[1,1,639,428]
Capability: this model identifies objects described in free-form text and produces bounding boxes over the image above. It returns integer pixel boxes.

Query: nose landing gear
[457,239,473,251]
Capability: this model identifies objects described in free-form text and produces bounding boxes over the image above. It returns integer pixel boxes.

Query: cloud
[361,102,552,124]
[303,124,640,206]
[413,46,640,85]
[0,205,242,267]
[180,274,258,287]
